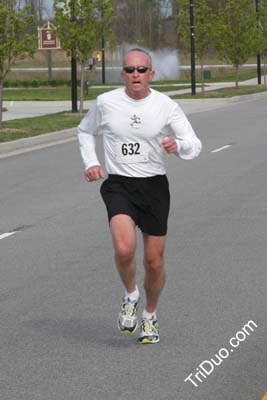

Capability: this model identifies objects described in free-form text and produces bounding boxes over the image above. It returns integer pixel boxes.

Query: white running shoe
[138,316,160,344]
[117,296,139,334]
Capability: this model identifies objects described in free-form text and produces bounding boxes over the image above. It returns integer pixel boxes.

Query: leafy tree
[177,0,214,91]
[0,1,36,128]
[214,0,258,87]
[54,0,114,112]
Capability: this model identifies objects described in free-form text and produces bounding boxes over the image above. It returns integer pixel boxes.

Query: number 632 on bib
[115,140,149,164]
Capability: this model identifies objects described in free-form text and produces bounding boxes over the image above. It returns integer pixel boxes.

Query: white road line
[0,231,18,240]
[211,144,233,153]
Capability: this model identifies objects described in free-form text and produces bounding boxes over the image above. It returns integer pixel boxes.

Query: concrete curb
[0,127,77,159]
[227,91,267,102]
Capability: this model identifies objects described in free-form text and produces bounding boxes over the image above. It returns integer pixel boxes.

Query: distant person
[88,57,94,71]
[78,48,202,344]
[92,57,96,71]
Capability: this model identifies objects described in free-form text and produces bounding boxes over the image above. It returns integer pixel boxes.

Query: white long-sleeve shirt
[78,87,202,177]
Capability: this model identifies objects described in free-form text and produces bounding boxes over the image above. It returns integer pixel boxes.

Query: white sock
[125,286,140,302]
[142,309,157,320]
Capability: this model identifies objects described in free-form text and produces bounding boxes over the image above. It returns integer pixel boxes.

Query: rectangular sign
[38,22,60,50]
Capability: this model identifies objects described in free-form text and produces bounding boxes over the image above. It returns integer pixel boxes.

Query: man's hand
[162,137,178,154]
[84,165,105,182]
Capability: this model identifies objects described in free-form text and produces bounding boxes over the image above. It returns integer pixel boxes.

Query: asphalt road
[0,96,267,400]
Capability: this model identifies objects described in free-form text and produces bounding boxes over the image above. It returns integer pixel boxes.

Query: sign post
[38,21,60,81]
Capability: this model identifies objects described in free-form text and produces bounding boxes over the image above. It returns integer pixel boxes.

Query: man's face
[121,51,155,100]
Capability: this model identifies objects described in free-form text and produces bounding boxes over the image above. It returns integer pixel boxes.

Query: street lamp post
[71,57,78,112]
[255,0,262,84]
[70,0,78,112]
[189,0,196,95]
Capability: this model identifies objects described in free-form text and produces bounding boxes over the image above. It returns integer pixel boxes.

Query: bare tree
[14,0,51,24]
[112,0,176,49]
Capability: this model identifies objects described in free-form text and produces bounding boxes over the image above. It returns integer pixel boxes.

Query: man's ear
[149,69,155,81]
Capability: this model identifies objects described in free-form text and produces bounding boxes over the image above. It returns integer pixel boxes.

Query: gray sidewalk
[1,77,266,159]
[2,78,259,121]
[2,100,96,121]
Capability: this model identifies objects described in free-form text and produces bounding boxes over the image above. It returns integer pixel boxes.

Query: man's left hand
[162,137,177,154]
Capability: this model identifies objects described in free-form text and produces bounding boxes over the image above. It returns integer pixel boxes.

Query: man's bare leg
[138,234,166,343]
[142,234,166,313]
[110,214,140,334]
[110,214,137,293]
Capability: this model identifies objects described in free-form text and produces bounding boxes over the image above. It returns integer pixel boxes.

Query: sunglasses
[123,66,151,74]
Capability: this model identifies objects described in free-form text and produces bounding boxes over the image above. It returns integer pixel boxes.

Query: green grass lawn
[3,87,114,101]
[205,68,263,82]
[0,111,85,143]
[171,85,267,99]
[2,84,192,101]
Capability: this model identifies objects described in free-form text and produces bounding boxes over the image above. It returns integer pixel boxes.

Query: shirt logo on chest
[130,114,141,128]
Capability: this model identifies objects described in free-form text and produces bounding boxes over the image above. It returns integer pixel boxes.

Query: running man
[78,48,202,344]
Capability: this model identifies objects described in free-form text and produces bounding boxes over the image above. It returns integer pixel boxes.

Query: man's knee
[144,255,164,274]
[115,240,135,262]
[110,215,136,262]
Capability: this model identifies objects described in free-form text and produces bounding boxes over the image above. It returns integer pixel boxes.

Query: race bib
[115,140,149,163]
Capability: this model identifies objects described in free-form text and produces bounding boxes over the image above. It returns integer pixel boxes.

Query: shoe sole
[138,336,160,344]
[121,329,136,335]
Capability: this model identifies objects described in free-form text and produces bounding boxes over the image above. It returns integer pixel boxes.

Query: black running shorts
[100,174,170,236]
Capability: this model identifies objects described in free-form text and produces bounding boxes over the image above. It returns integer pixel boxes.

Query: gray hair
[123,48,152,67]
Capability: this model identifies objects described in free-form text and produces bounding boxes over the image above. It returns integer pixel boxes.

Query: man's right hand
[84,165,105,182]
